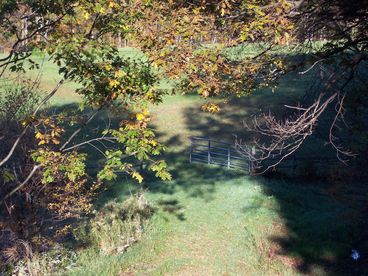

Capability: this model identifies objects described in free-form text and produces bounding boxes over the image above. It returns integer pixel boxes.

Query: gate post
[227,147,231,168]
[189,138,193,164]
[208,139,211,164]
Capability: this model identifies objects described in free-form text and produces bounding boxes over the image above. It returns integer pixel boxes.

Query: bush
[0,79,41,270]
[0,78,42,122]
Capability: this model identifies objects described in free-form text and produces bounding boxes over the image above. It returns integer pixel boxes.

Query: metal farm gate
[189,137,252,173]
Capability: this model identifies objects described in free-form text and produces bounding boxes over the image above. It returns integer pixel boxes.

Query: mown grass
[1,45,367,275]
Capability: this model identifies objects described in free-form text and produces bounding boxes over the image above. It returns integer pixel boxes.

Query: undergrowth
[4,193,152,276]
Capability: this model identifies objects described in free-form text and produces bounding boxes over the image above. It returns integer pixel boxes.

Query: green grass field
[1,48,367,275]
[64,90,365,275]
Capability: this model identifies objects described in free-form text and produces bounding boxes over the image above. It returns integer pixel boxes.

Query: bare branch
[236,51,367,174]
[59,108,102,151]
[298,59,325,75]
[2,165,41,201]
[61,136,116,152]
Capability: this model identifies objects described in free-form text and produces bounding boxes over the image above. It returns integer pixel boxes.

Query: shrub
[0,78,42,122]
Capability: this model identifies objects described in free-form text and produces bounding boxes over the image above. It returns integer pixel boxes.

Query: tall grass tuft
[74,192,153,256]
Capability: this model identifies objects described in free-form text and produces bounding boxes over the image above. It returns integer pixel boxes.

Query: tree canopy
[0,0,367,267]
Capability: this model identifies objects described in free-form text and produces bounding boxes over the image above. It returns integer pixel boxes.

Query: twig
[298,59,325,75]
[62,136,116,152]
[2,165,41,201]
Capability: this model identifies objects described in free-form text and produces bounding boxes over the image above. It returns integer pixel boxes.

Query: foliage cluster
[127,0,293,99]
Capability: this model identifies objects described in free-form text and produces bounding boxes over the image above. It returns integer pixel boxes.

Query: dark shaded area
[0,102,130,272]
[157,198,186,221]
[256,178,367,275]
[145,68,367,274]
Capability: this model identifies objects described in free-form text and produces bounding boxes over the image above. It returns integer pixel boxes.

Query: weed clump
[75,193,153,256]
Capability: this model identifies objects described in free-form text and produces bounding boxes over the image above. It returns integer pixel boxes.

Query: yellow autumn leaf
[109,79,120,88]
[220,8,226,16]
[83,11,90,20]
[109,1,117,8]
[142,108,149,116]
[132,172,143,183]
[201,103,221,113]
[38,140,46,145]
[284,32,291,44]
[114,70,126,78]
[136,113,145,121]
[104,64,112,71]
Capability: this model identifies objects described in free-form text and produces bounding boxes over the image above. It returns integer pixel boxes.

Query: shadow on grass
[50,65,367,275]
[147,69,366,274]
[157,198,186,221]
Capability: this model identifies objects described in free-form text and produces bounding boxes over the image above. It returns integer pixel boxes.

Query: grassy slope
[67,91,362,275]
[1,48,365,275]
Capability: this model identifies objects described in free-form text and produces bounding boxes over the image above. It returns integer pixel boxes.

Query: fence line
[188,136,360,175]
